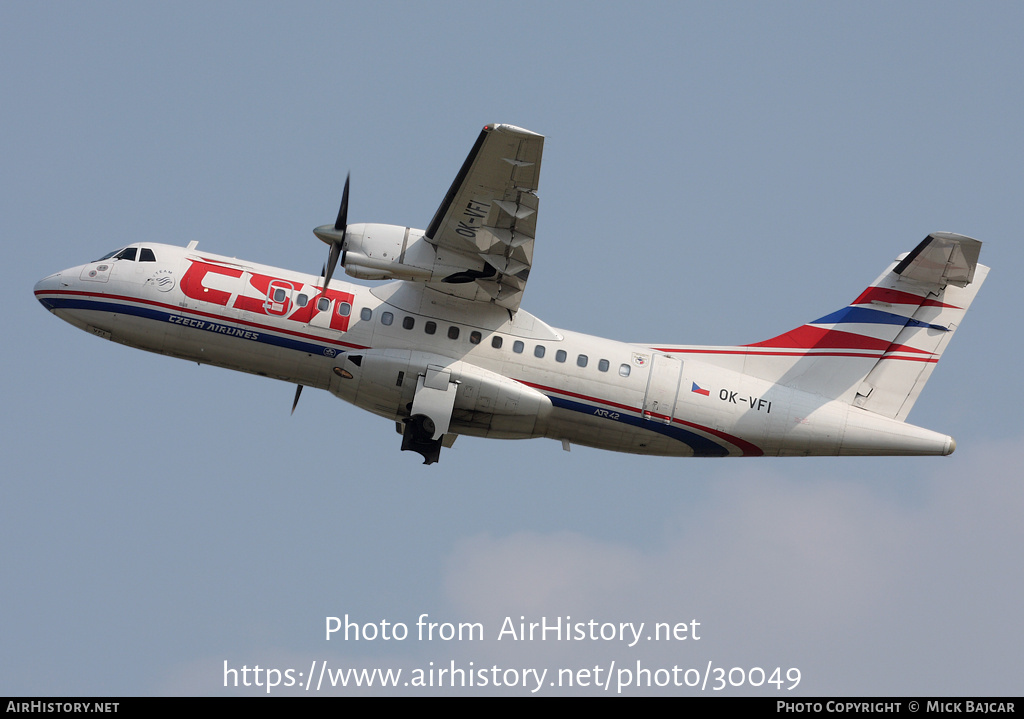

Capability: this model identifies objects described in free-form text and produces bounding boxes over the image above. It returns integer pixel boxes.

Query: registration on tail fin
[741,233,987,421]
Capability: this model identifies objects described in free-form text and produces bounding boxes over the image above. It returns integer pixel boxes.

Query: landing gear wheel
[401,415,442,465]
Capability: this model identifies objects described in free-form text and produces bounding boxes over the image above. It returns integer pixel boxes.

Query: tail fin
[742,233,987,420]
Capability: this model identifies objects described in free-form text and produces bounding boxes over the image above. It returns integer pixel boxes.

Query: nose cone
[34,272,63,311]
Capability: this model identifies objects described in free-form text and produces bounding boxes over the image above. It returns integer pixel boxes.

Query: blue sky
[3,2,1021,695]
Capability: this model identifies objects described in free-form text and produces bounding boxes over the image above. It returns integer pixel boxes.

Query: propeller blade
[291,384,303,415]
[334,173,350,231]
[321,173,349,294]
[323,241,342,293]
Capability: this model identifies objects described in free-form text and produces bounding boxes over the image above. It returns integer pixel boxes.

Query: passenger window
[317,297,331,312]
[577,354,588,368]
[470,331,481,345]
[337,302,351,316]
[491,336,503,349]
[402,316,415,330]
[619,364,631,377]
[296,293,309,308]
[139,248,156,262]
[534,345,545,358]
[513,340,524,354]
[556,349,567,363]
[381,311,394,326]
[448,326,460,340]
[273,288,287,302]
[425,321,436,335]
[360,308,372,321]
[598,359,610,372]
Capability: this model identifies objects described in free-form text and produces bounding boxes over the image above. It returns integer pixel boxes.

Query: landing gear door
[411,365,457,439]
[642,354,683,424]
[402,365,459,465]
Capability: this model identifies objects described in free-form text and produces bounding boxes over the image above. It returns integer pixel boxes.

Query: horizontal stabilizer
[894,232,981,287]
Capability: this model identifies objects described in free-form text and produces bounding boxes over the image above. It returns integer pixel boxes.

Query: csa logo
[632,352,649,367]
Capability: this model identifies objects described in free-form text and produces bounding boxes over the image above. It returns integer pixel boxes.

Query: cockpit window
[94,248,125,262]
[92,246,155,263]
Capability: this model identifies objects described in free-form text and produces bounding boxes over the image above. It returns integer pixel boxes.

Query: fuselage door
[307,295,352,334]
[642,353,683,424]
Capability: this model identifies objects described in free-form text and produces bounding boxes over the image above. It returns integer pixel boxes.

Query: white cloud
[441,437,1024,695]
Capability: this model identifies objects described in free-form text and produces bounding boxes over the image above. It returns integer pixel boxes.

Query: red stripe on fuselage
[34,289,370,351]
[653,346,938,363]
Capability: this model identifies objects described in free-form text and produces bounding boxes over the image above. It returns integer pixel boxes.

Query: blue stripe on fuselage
[41,296,343,358]
[547,395,730,457]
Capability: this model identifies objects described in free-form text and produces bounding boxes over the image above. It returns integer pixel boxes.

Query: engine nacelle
[341,223,426,280]
[341,223,480,283]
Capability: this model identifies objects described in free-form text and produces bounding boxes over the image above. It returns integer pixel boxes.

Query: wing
[424,123,544,313]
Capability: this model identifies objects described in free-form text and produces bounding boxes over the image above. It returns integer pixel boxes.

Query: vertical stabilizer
[851,234,986,420]
[737,233,987,420]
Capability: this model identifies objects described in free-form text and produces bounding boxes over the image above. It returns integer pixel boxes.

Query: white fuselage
[34,242,955,459]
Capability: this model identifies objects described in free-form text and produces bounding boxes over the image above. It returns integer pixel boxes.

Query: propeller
[314,173,350,296]
[295,174,350,415]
